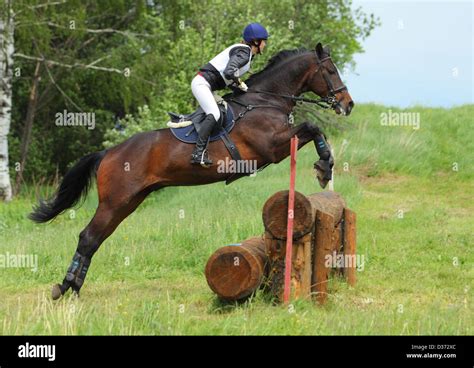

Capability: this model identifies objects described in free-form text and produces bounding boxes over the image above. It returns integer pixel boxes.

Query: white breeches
[191,75,220,121]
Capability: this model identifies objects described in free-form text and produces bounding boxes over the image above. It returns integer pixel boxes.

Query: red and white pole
[283,135,298,304]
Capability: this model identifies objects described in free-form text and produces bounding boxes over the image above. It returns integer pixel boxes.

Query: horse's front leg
[295,122,334,188]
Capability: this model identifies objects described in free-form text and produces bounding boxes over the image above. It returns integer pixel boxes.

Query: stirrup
[199,149,212,168]
[191,150,212,168]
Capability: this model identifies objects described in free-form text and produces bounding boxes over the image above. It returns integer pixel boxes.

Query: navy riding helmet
[242,23,269,43]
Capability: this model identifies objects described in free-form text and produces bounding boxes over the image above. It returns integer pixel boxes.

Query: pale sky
[346,0,473,107]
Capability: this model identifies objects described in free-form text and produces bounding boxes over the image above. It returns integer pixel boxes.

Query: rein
[227,89,334,124]
[251,90,334,108]
[227,97,289,122]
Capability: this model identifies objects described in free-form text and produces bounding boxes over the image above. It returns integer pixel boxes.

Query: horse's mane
[246,47,310,87]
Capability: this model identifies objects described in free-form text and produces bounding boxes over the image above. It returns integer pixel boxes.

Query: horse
[29,42,354,299]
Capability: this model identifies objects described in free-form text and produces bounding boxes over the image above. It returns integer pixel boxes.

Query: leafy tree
[9,0,168,190]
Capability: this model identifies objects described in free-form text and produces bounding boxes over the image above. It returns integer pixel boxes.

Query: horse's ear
[315,42,324,57]
[324,46,331,56]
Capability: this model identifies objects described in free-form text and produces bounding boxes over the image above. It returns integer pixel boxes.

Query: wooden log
[205,236,268,301]
[262,190,346,239]
[312,210,335,304]
[343,208,357,286]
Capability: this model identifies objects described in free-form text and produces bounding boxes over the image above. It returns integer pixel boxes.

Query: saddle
[167,101,242,178]
[167,101,235,144]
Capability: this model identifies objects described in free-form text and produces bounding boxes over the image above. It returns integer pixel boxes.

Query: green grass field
[0,104,472,335]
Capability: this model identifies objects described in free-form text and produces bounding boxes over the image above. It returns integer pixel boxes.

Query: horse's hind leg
[52,191,149,299]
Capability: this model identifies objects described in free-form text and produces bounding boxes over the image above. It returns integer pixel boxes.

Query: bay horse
[30,43,353,299]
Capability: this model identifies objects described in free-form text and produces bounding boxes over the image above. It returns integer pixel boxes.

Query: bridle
[315,54,348,106]
[227,51,349,123]
[251,52,348,110]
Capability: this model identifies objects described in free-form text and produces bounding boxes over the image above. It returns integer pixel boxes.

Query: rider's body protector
[199,44,252,91]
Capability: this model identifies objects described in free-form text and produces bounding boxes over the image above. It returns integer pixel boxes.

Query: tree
[0,0,14,201]
[8,0,167,193]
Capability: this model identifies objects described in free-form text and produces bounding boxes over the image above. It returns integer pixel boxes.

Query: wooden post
[265,231,282,298]
[265,232,313,302]
[300,232,313,298]
[343,208,357,286]
[312,210,334,304]
[283,136,298,304]
[333,223,344,278]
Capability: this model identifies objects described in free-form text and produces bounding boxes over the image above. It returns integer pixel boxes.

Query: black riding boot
[190,114,217,168]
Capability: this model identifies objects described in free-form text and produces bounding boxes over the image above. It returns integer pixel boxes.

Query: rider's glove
[237,78,248,92]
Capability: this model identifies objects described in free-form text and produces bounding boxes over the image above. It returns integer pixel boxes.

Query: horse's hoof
[314,160,332,189]
[51,284,62,300]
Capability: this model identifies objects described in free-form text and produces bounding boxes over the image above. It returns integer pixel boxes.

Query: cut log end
[262,190,314,239]
[205,237,266,301]
[262,190,347,240]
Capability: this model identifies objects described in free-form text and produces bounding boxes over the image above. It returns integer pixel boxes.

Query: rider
[190,22,269,167]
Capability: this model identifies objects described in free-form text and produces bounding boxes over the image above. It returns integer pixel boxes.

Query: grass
[0,104,472,335]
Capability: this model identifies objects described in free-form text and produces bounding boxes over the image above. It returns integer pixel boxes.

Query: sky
[345,0,473,107]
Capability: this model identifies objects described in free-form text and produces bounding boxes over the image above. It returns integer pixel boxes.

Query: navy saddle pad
[169,103,235,144]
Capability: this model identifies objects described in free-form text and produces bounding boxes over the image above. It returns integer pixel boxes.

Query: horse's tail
[29,151,106,223]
